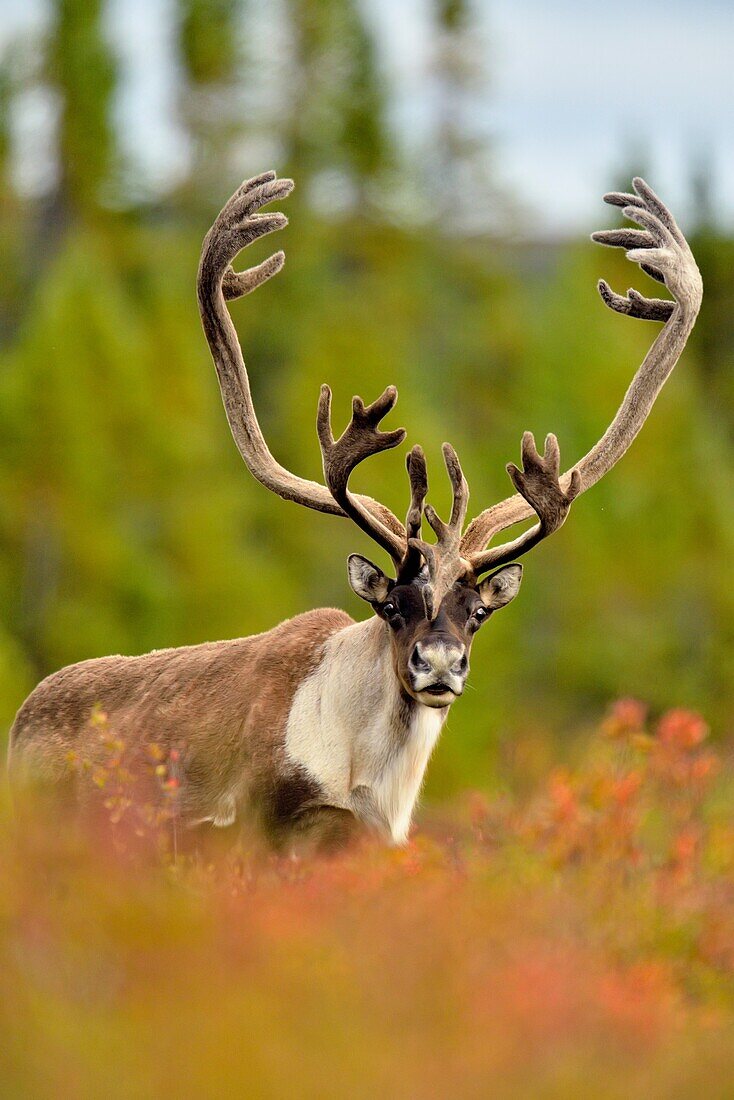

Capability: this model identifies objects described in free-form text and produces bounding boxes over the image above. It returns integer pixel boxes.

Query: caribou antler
[466,433,581,577]
[197,171,406,541]
[397,444,429,579]
[199,174,702,598]
[406,443,469,605]
[316,385,407,565]
[459,177,702,574]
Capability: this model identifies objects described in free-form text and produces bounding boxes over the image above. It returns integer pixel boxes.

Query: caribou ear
[478,563,523,611]
[347,554,392,604]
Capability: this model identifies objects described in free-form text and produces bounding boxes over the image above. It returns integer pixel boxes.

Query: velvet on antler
[458,177,702,575]
[198,174,702,598]
[197,171,406,542]
[316,384,407,567]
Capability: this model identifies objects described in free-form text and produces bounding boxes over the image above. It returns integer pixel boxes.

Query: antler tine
[198,171,407,540]
[396,445,430,582]
[317,384,408,565]
[405,445,428,540]
[420,443,469,546]
[597,279,674,323]
[465,432,580,577]
[444,443,469,529]
[222,251,285,300]
[404,444,471,607]
[591,177,688,321]
[203,172,294,300]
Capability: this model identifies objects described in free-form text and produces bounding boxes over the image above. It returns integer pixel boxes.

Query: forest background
[1,0,733,801]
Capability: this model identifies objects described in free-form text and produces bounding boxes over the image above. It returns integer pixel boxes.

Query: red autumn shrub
[1,699,733,1098]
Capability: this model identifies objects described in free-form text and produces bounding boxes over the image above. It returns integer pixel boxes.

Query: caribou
[8,173,703,852]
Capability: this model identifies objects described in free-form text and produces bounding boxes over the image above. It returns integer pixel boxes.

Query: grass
[1,701,733,1098]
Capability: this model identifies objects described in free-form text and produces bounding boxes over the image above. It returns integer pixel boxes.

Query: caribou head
[326,405,577,709]
[197,170,700,717]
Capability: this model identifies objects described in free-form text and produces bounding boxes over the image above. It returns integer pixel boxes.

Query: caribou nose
[410,638,468,682]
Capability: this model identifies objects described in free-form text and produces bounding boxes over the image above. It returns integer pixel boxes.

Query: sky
[2,0,733,233]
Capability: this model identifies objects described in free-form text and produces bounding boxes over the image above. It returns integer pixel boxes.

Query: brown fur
[8,608,352,840]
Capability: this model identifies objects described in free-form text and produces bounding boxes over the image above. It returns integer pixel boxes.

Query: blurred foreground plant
[1,701,734,1098]
[65,706,181,859]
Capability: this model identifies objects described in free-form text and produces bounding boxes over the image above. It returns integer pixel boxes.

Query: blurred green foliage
[0,0,732,798]
[47,0,118,220]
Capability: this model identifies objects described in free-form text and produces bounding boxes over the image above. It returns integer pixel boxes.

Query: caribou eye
[382,602,399,619]
[473,606,489,624]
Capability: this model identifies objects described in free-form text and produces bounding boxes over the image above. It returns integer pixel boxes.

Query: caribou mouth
[418,683,459,708]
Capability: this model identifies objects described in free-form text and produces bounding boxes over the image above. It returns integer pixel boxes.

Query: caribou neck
[284,616,447,845]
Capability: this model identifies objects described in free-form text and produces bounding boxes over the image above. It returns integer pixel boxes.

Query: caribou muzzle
[408,636,468,706]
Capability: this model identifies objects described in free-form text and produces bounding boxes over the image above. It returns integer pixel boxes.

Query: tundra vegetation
[2,702,734,1095]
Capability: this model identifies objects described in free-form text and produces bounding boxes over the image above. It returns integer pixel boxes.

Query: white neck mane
[284,617,447,844]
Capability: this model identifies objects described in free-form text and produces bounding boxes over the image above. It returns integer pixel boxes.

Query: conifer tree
[175,0,242,211]
[430,0,498,229]
[0,51,26,340]
[46,0,118,222]
[687,153,734,423]
[283,0,389,208]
